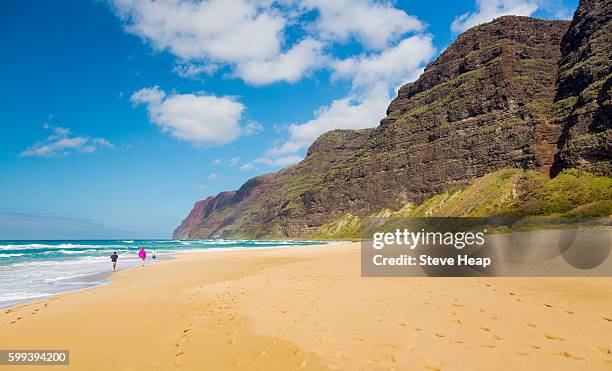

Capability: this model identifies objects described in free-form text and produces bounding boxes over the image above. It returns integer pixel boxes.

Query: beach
[1,242,612,370]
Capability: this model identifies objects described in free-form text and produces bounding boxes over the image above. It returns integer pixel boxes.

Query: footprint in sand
[480,344,496,349]
[477,326,490,332]
[434,332,445,338]
[9,316,23,324]
[527,344,541,349]
[544,334,564,341]
[602,317,612,323]
[512,351,530,356]
[554,351,584,360]
[542,304,553,308]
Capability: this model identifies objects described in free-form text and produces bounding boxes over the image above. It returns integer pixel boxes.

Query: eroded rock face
[552,0,611,176]
[173,4,608,239]
[173,191,237,239]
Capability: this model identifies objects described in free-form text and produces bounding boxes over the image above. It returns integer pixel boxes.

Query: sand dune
[2,242,611,370]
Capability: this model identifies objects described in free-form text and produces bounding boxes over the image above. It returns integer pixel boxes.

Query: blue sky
[0,0,578,239]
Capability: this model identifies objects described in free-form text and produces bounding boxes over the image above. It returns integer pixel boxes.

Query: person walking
[110,251,119,271]
[138,247,147,266]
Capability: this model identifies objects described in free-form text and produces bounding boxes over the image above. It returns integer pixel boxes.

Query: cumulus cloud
[130,86,250,146]
[302,0,423,49]
[451,0,539,32]
[332,34,435,92]
[208,173,220,180]
[110,0,285,63]
[109,0,427,86]
[110,0,323,85]
[20,124,114,157]
[233,38,325,85]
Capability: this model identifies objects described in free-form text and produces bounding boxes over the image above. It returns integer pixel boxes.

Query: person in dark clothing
[111,251,119,272]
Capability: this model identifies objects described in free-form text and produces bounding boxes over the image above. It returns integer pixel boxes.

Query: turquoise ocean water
[0,239,323,308]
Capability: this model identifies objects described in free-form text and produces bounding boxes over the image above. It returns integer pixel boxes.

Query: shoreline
[2,241,612,369]
[0,242,339,310]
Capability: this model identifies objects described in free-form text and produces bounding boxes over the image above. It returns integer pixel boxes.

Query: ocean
[0,239,324,308]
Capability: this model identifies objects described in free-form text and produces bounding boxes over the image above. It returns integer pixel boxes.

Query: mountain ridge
[174,0,610,240]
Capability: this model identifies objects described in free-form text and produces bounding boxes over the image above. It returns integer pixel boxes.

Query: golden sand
[1,242,611,370]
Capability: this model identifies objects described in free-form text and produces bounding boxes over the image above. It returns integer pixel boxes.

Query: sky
[0,0,578,239]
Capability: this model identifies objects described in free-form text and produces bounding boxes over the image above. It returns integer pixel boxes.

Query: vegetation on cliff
[310,168,612,239]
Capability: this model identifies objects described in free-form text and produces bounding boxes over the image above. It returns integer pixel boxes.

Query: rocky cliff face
[174,1,610,239]
[552,0,611,175]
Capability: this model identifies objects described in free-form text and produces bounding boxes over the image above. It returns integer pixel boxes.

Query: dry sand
[1,242,611,370]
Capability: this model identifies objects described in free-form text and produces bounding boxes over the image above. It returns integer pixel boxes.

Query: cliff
[552,0,611,175]
[174,0,610,239]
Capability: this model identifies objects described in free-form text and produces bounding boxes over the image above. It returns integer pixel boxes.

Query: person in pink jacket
[138,247,146,266]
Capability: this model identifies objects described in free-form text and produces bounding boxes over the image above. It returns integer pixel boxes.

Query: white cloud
[208,173,220,180]
[92,137,114,148]
[20,125,114,157]
[110,0,427,86]
[239,163,255,171]
[451,0,538,32]
[228,157,240,166]
[302,0,423,49]
[110,0,285,63]
[173,62,218,79]
[233,38,325,85]
[332,34,435,92]
[212,158,222,165]
[242,120,264,136]
[196,184,207,190]
[130,86,249,146]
